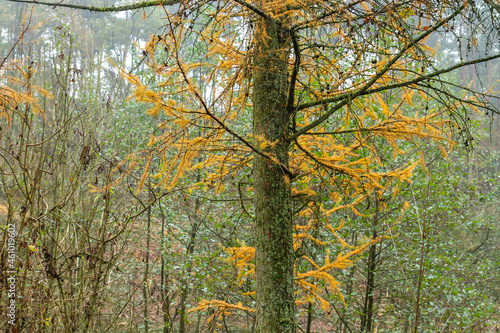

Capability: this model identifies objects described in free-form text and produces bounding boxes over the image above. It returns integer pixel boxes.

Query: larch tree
[8,0,500,331]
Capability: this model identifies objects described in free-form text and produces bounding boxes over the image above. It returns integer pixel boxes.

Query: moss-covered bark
[252,15,295,333]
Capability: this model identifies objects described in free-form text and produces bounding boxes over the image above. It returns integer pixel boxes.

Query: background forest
[1,0,499,332]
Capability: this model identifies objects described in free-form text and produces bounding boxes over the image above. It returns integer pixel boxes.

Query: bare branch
[6,0,180,12]
[287,30,301,113]
[0,7,33,68]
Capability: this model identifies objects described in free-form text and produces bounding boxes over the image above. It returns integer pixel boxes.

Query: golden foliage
[222,218,384,313]
[110,0,483,321]
[114,0,464,199]
[187,300,255,325]
[1,60,52,121]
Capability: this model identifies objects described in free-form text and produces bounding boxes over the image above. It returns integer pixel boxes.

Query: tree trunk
[306,301,313,333]
[361,198,380,332]
[143,203,151,333]
[179,195,200,333]
[252,13,295,333]
[361,236,377,332]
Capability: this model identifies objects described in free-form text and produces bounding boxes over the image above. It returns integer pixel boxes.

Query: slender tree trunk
[252,12,295,333]
[178,282,188,333]
[361,198,380,332]
[178,242,194,333]
[179,195,200,333]
[143,202,151,333]
[159,203,172,333]
[361,235,377,332]
[306,301,313,333]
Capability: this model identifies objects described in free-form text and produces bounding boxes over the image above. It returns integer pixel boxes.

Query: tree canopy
[2,0,500,332]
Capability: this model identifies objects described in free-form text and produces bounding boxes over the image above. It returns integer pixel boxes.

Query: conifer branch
[292,0,365,30]
[231,0,272,21]
[288,4,469,141]
[7,0,179,12]
[165,16,294,178]
[294,139,351,178]
[295,52,500,113]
